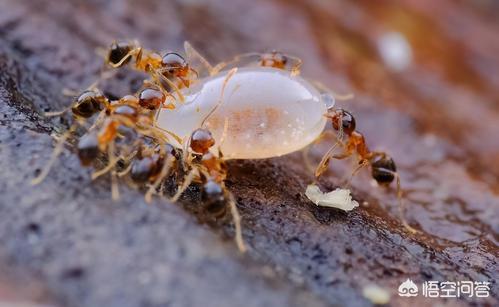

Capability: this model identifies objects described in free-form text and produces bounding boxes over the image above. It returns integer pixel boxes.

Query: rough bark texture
[0,0,497,306]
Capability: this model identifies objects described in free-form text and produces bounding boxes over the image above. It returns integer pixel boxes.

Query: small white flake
[362,284,390,305]
[377,32,412,72]
[305,184,359,211]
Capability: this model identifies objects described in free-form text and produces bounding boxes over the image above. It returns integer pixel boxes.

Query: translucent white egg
[156,67,329,159]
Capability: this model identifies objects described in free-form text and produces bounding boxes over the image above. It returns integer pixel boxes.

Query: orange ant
[103,41,202,97]
[314,108,417,233]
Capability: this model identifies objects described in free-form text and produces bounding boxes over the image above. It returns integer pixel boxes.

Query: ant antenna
[227,192,246,252]
[31,125,76,185]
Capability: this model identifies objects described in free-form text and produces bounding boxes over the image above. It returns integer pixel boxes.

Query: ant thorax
[156,67,330,159]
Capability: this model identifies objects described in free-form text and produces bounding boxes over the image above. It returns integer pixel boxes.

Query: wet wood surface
[0,0,497,306]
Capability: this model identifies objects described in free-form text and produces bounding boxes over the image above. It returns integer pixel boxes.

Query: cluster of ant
[32,41,415,253]
[32,41,249,251]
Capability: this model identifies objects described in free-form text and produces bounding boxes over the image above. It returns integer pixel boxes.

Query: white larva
[156,67,333,159]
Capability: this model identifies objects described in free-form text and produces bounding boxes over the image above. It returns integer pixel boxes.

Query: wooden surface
[0,0,497,306]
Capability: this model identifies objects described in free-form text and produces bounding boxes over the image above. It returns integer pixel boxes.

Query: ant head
[77,132,99,166]
[108,41,133,67]
[138,88,165,110]
[331,109,356,135]
[201,180,227,217]
[72,91,106,118]
[161,52,188,77]
[260,51,288,69]
[370,154,397,185]
[190,128,215,154]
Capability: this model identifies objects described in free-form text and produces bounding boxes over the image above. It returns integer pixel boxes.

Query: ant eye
[72,91,105,118]
[202,180,226,216]
[138,88,165,110]
[161,52,187,74]
[108,41,132,66]
[77,133,99,165]
[332,109,356,135]
[371,155,397,184]
[190,128,215,154]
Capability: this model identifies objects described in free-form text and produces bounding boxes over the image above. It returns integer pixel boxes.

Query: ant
[314,108,417,233]
[103,41,202,97]
[33,40,417,254]
[32,85,176,199]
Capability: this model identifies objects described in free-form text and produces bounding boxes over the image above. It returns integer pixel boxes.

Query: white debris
[305,185,359,211]
[377,32,413,72]
[362,284,391,305]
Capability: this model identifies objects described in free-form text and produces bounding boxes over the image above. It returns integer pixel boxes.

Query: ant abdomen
[77,132,100,166]
[108,41,132,67]
[201,180,227,218]
[130,154,163,183]
[370,154,397,185]
[72,91,106,118]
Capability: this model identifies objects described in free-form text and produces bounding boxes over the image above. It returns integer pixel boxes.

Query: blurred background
[0,0,497,306]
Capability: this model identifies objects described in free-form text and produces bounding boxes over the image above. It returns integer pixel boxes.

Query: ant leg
[312,80,354,101]
[151,70,185,103]
[284,54,302,76]
[145,156,174,203]
[226,191,247,252]
[314,136,350,178]
[212,53,260,75]
[147,126,182,145]
[117,163,132,177]
[315,150,351,179]
[91,141,118,180]
[343,159,370,187]
[108,47,142,68]
[184,41,214,78]
[31,125,76,185]
[44,109,69,117]
[200,68,238,128]
[116,150,138,178]
[170,168,198,202]
[302,130,337,174]
[387,170,419,234]
[217,117,230,156]
[111,168,120,201]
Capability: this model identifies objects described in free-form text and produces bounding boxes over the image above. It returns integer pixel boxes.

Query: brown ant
[314,108,417,233]
[104,41,199,97]
[170,126,246,252]
[32,85,176,199]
